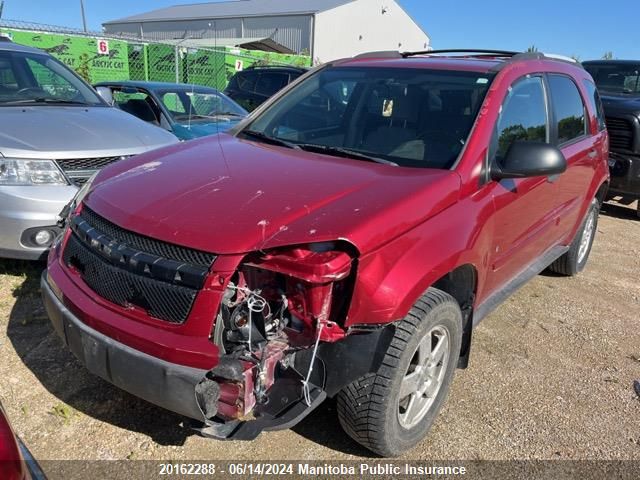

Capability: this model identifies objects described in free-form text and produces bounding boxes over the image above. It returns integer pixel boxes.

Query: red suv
[42,50,609,456]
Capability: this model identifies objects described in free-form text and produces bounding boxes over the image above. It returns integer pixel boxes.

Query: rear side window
[583,80,607,131]
[494,76,548,160]
[255,73,289,96]
[237,72,258,93]
[548,75,587,144]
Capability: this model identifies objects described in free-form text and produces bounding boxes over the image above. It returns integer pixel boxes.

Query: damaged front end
[192,242,392,440]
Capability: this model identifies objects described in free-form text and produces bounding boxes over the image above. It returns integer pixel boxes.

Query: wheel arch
[430,264,478,368]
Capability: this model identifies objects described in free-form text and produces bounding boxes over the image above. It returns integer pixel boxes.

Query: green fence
[0,21,311,90]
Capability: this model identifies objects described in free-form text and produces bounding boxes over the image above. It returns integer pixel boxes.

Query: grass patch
[49,403,75,423]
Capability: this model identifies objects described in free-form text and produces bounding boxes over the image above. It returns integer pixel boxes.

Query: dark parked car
[43,50,608,457]
[94,81,247,141]
[224,65,307,111]
[583,60,640,216]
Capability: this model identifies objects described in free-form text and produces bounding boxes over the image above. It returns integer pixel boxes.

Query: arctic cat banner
[0,27,311,90]
[0,28,129,83]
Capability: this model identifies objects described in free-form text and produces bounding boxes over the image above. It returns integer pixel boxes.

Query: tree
[526,45,538,53]
[570,54,581,62]
[602,51,614,60]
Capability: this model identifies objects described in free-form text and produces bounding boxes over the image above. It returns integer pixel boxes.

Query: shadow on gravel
[3,259,191,447]
[292,398,375,457]
[600,201,638,221]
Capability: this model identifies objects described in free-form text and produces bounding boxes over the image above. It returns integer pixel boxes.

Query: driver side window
[493,76,548,162]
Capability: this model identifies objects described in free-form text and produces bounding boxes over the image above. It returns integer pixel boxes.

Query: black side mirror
[491,141,567,180]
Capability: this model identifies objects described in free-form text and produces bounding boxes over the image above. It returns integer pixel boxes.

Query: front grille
[57,156,127,182]
[81,207,216,267]
[605,116,634,151]
[62,209,216,324]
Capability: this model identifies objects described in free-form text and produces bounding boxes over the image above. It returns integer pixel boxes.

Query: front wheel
[549,198,599,276]
[337,288,462,456]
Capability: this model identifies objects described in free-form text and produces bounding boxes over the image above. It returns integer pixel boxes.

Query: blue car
[93,81,248,140]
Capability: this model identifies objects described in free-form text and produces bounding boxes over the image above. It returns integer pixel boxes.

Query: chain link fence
[0,19,311,90]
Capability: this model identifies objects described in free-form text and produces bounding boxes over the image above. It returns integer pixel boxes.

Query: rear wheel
[549,198,599,276]
[337,288,462,456]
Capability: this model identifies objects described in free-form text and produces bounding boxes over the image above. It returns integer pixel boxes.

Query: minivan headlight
[0,158,67,185]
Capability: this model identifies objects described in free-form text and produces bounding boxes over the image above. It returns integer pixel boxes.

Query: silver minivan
[0,38,178,260]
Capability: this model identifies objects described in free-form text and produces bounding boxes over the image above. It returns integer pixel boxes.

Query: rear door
[545,74,598,242]
[484,74,559,294]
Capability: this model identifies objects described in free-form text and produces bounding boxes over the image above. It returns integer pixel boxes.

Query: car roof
[583,60,640,66]
[0,40,52,56]
[241,66,307,73]
[333,50,583,74]
[94,80,221,92]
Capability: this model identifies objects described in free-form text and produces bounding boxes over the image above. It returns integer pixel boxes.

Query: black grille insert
[81,207,216,267]
[57,156,124,172]
[62,210,216,324]
[606,116,634,151]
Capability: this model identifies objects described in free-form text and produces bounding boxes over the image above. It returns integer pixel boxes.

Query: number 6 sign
[97,39,109,55]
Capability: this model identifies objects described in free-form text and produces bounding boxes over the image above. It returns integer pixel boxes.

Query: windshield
[245,66,494,169]
[0,50,103,105]
[585,64,640,94]
[158,88,247,123]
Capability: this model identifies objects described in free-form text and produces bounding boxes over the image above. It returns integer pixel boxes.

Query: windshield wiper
[210,111,245,117]
[2,98,89,106]
[296,143,398,166]
[240,130,300,149]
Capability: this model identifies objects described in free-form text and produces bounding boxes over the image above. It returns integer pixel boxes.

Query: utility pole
[80,0,88,32]
[0,1,5,20]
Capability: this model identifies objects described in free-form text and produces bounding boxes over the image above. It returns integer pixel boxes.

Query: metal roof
[104,0,356,25]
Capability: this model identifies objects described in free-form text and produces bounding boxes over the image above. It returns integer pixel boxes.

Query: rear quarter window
[582,79,607,131]
[255,73,289,96]
[237,72,258,93]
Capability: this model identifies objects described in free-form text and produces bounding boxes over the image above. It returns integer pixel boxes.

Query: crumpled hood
[86,134,461,255]
[0,106,178,158]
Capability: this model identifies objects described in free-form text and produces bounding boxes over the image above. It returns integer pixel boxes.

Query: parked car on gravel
[224,65,307,111]
[42,49,609,456]
[583,60,640,216]
[94,81,247,141]
[0,38,178,260]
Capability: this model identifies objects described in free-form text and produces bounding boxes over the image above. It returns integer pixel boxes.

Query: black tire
[337,288,462,457]
[548,198,599,276]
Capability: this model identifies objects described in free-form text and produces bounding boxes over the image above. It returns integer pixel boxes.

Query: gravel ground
[0,202,639,466]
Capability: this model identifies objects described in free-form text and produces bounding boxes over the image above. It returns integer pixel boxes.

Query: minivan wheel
[337,288,462,457]
[549,198,599,276]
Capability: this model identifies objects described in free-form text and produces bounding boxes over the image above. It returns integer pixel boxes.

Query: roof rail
[401,49,519,58]
[244,64,306,70]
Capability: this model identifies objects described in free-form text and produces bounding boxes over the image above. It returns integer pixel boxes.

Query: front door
[484,74,558,296]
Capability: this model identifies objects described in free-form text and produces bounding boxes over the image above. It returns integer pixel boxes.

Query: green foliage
[74,53,91,83]
[602,51,614,60]
[526,45,538,53]
[50,403,74,423]
[498,124,546,158]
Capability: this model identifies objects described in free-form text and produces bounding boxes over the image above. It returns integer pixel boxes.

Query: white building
[103,0,430,63]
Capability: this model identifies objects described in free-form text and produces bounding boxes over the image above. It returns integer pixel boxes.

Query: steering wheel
[17,87,47,97]
[420,129,464,147]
